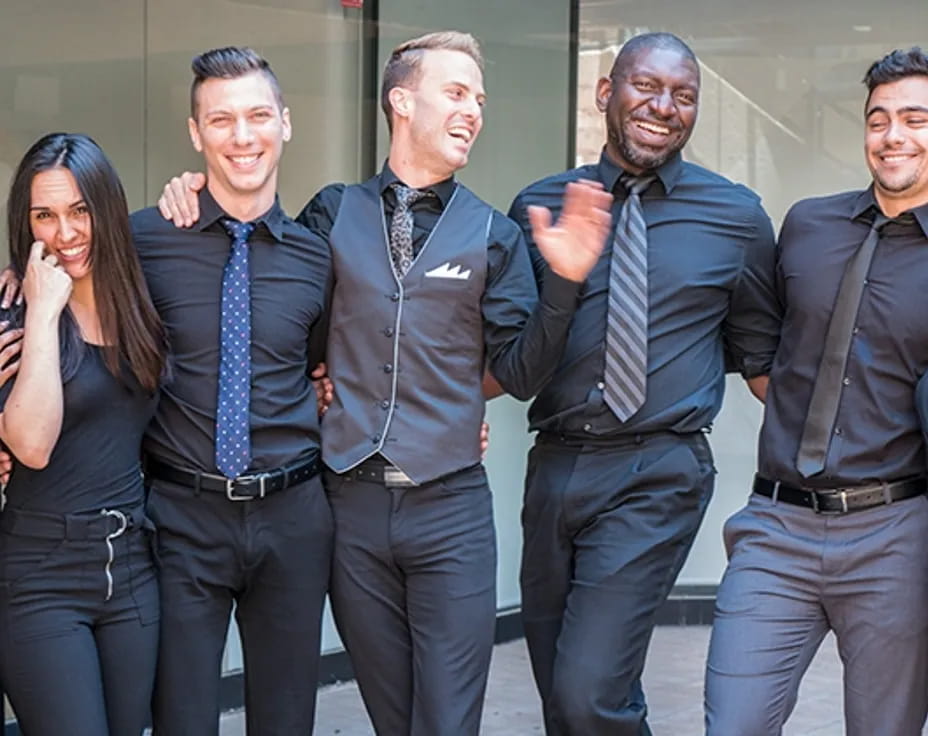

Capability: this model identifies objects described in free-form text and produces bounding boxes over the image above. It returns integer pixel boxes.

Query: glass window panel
[577,0,928,587]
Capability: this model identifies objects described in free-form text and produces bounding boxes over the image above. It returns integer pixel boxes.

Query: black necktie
[604,174,655,421]
[795,213,888,478]
[389,183,429,277]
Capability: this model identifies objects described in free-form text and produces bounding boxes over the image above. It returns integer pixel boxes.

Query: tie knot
[391,183,430,208]
[220,218,256,243]
[620,174,656,196]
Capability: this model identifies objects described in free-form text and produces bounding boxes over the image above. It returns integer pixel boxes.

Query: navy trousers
[520,431,715,736]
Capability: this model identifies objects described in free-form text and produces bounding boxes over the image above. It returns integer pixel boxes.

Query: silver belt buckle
[383,466,416,487]
[225,474,267,501]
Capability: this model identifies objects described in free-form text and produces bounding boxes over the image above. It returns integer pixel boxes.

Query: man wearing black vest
[157,29,612,736]
[301,32,610,736]
[705,47,928,736]
[503,33,781,735]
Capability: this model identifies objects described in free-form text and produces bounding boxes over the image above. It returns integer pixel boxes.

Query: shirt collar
[194,187,286,241]
[852,186,928,238]
[378,161,456,208]
[597,148,683,196]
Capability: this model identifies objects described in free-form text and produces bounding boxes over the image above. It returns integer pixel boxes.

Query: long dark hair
[6,133,166,392]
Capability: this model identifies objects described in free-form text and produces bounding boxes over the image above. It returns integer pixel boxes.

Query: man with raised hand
[506,32,780,735]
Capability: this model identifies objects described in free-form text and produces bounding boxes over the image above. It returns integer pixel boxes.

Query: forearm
[0,313,63,468]
[486,270,579,401]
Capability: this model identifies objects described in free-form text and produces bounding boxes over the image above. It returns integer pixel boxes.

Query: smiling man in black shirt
[505,32,780,736]
[133,48,332,736]
[705,47,928,736]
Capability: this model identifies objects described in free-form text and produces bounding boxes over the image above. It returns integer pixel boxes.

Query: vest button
[391,292,400,302]
[381,400,390,409]
[372,434,382,443]
[384,327,395,337]
[384,363,393,374]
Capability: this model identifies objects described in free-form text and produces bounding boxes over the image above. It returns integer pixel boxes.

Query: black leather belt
[753,474,926,514]
[0,504,149,540]
[146,455,320,501]
[345,459,417,487]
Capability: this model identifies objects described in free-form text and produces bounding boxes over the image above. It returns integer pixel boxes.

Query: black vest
[323,177,491,484]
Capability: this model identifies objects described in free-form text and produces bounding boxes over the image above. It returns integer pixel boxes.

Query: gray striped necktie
[604,173,655,422]
[795,212,889,478]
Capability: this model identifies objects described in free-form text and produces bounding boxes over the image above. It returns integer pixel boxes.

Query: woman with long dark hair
[0,132,166,735]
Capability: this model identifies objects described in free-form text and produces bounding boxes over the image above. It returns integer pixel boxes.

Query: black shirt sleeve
[483,210,581,401]
[722,201,781,378]
[296,185,343,371]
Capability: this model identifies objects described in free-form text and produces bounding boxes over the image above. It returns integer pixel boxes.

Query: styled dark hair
[863,47,928,98]
[6,133,166,392]
[190,46,284,118]
[610,32,699,80]
[381,31,484,133]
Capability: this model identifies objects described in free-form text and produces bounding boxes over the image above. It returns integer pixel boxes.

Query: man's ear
[281,107,292,143]
[188,117,203,153]
[595,77,612,113]
[388,86,413,123]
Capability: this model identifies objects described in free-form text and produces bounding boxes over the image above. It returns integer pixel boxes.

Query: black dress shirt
[759,189,928,487]
[509,150,780,438]
[296,163,581,402]
[131,189,329,472]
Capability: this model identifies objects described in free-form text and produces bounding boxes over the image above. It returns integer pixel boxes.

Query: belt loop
[771,480,780,504]
[882,481,893,505]
[193,472,202,497]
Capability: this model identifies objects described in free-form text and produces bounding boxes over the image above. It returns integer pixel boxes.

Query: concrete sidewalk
[219,624,923,735]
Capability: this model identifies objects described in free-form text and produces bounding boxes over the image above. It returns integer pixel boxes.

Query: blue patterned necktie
[604,174,655,422]
[216,218,255,478]
[389,183,429,277]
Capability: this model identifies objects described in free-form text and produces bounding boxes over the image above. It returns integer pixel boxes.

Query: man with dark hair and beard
[501,31,781,735]
[705,46,928,736]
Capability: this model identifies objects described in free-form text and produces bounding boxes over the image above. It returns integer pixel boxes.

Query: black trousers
[147,474,333,736]
[0,514,159,736]
[325,463,497,736]
[520,432,715,736]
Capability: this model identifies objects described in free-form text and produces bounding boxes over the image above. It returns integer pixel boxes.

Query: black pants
[520,432,715,736]
[0,512,159,736]
[325,463,497,736]
[147,475,333,736]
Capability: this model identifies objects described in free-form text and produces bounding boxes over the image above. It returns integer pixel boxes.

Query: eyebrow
[867,104,928,118]
[29,199,86,211]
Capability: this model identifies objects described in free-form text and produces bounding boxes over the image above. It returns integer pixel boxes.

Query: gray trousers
[325,463,497,736]
[521,431,715,736]
[705,491,928,736]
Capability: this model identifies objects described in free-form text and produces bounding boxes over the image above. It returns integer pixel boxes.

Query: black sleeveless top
[2,344,157,514]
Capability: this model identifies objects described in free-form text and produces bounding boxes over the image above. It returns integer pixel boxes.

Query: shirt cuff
[540,269,582,312]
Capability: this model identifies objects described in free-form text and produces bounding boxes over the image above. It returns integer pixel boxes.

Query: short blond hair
[381,31,484,132]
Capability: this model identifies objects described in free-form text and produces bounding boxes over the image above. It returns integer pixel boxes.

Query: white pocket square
[424,262,472,280]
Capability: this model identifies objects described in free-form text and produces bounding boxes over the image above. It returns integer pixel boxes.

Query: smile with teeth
[229,154,261,166]
[59,245,88,258]
[448,126,472,143]
[635,121,672,136]
[881,153,915,163]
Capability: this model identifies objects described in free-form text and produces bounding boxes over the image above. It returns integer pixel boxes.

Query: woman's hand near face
[23,241,72,323]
